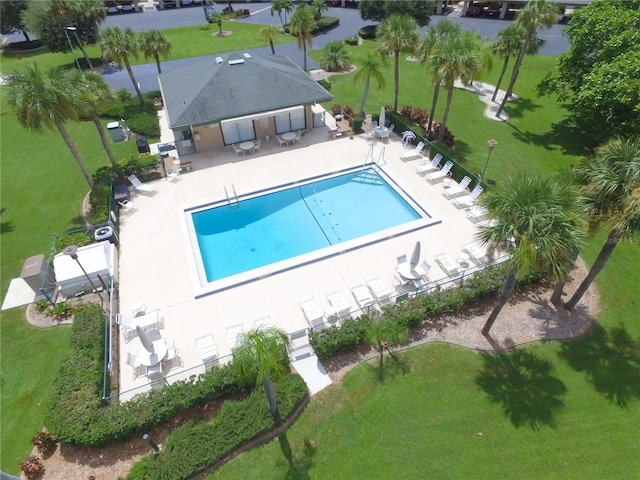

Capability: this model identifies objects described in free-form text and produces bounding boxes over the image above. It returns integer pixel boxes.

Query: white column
[500,2,509,19]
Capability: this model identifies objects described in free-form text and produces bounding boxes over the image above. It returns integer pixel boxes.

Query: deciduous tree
[359,0,435,27]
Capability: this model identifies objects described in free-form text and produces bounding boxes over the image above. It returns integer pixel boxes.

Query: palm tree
[364,319,410,371]
[417,20,462,133]
[208,11,225,36]
[65,69,119,169]
[99,26,144,105]
[271,0,294,29]
[432,31,483,142]
[495,0,557,118]
[319,40,352,72]
[260,24,280,55]
[477,174,586,335]
[309,0,327,21]
[376,13,418,112]
[491,25,544,102]
[233,327,291,419]
[564,136,640,311]
[5,65,95,189]
[289,5,316,72]
[138,30,171,75]
[351,51,386,118]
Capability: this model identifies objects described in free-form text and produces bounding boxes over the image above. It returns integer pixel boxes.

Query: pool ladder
[225,184,239,208]
[361,145,386,171]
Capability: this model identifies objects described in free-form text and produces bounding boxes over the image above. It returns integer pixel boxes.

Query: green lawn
[2,28,639,477]
[0,21,293,73]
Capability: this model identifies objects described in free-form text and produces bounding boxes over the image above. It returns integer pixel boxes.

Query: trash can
[113,183,130,203]
[95,226,119,247]
[136,136,150,153]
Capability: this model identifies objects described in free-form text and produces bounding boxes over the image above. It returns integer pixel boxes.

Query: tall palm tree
[270,0,294,29]
[565,136,640,311]
[432,31,483,142]
[65,69,119,169]
[376,13,418,112]
[233,327,291,419]
[351,51,386,118]
[417,20,462,133]
[289,5,316,72]
[495,0,557,118]
[491,25,544,102]
[138,29,171,75]
[364,319,409,371]
[319,40,352,72]
[477,174,586,335]
[99,26,144,105]
[5,64,94,188]
[260,24,280,55]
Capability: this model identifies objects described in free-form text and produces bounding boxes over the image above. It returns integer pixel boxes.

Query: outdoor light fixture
[63,27,81,70]
[65,26,93,70]
[478,139,498,188]
[63,245,103,301]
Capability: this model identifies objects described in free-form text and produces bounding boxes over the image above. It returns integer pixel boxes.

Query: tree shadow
[503,97,542,119]
[0,207,14,234]
[69,214,86,228]
[474,350,567,429]
[283,437,317,480]
[558,324,640,408]
[366,354,411,383]
[505,116,597,157]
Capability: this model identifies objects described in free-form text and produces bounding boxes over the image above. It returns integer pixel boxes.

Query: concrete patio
[116,124,489,400]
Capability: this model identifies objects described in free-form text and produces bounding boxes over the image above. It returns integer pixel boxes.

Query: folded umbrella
[137,325,155,354]
[410,241,421,268]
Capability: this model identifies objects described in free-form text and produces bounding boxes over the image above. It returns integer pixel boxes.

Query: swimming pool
[185,166,439,295]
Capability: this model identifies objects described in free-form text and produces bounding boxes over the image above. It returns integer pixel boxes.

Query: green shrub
[310,315,372,358]
[126,112,160,137]
[135,374,307,480]
[54,231,92,254]
[345,35,359,46]
[359,25,377,39]
[317,79,332,91]
[351,117,363,133]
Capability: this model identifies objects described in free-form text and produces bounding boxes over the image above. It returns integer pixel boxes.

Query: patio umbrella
[379,107,386,128]
[137,325,155,354]
[410,241,421,269]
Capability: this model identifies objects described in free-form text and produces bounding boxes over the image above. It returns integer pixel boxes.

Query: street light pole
[66,26,94,70]
[478,139,498,188]
[63,27,81,70]
[63,245,103,301]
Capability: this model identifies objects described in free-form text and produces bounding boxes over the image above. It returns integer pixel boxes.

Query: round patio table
[397,264,421,280]
[138,340,168,367]
[281,132,296,143]
[239,141,254,152]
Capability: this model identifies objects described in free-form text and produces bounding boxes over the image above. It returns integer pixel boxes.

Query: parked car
[105,2,120,14]
[163,0,177,8]
[485,3,501,16]
[120,2,135,13]
[180,0,193,6]
[466,4,482,16]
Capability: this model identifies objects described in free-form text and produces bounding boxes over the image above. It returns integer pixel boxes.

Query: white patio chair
[425,160,454,184]
[252,139,261,153]
[443,176,472,199]
[128,174,157,195]
[414,260,432,289]
[232,144,244,156]
[452,185,484,208]
[162,340,183,371]
[125,352,146,380]
[416,153,443,174]
[294,131,302,144]
[277,135,287,147]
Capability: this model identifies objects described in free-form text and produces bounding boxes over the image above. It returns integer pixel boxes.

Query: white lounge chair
[128,174,158,194]
[425,160,454,184]
[443,176,472,199]
[400,141,425,161]
[226,324,244,350]
[466,205,488,222]
[367,277,392,304]
[300,298,324,328]
[351,284,377,309]
[327,290,351,319]
[434,253,461,277]
[196,333,218,363]
[452,185,484,208]
[462,241,489,265]
[416,153,443,174]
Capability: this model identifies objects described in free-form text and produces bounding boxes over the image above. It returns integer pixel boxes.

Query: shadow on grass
[558,323,640,408]
[366,354,411,383]
[505,117,597,157]
[0,208,14,234]
[504,97,542,119]
[283,436,317,480]
[475,349,567,429]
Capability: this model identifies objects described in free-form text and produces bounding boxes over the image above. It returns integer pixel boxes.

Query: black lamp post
[63,27,81,70]
[63,245,103,301]
[66,26,94,70]
[478,139,498,188]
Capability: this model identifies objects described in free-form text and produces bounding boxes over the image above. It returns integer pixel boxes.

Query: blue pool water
[192,168,423,282]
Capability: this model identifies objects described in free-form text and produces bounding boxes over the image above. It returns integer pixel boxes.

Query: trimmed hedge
[285,16,339,35]
[130,374,308,480]
[311,264,545,359]
[358,25,377,39]
[45,304,250,446]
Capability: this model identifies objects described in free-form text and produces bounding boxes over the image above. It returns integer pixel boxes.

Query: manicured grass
[0,22,294,73]
[0,93,153,474]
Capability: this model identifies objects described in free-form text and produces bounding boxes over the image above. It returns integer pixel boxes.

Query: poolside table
[397,263,421,280]
[239,141,255,153]
[281,132,296,145]
[137,339,168,367]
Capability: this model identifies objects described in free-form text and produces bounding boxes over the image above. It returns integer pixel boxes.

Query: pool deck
[117,127,485,400]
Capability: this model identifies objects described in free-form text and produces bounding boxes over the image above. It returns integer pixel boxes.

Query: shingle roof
[159,53,333,129]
